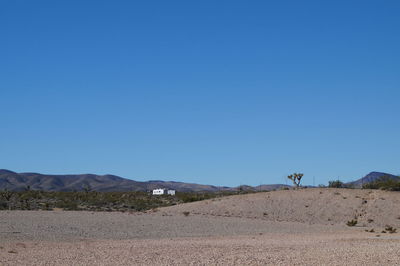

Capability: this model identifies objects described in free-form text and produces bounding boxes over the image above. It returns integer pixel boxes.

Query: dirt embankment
[161,188,400,227]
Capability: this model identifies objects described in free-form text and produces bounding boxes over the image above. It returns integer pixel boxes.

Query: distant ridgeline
[1,169,397,192]
[0,169,288,192]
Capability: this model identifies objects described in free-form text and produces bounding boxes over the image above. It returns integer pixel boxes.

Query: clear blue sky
[1,0,399,186]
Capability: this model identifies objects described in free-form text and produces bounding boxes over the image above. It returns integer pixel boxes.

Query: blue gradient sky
[1,0,399,186]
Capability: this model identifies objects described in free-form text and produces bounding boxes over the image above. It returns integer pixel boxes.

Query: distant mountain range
[0,169,289,192]
[1,169,398,192]
[346,171,399,188]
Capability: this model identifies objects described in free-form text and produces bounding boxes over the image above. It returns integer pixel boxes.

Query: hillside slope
[161,188,400,227]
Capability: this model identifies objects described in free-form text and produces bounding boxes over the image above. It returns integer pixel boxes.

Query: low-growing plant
[329,180,344,188]
[385,225,397,233]
[0,189,14,210]
[346,219,358,226]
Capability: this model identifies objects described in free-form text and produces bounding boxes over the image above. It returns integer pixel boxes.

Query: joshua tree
[287,173,304,187]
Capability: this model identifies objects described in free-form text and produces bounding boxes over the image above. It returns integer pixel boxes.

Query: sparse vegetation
[328,180,354,188]
[182,211,190,216]
[362,176,400,191]
[0,189,14,210]
[0,190,243,212]
[384,225,397,234]
[346,219,358,226]
[328,180,344,188]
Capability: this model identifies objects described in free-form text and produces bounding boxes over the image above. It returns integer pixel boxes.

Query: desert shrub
[0,201,7,210]
[328,180,344,188]
[362,176,400,191]
[328,180,355,189]
[0,190,15,210]
[346,219,358,226]
[55,200,79,210]
[0,190,244,212]
[385,225,397,233]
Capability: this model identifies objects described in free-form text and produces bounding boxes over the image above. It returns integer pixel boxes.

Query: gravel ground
[0,211,343,242]
[1,189,400,265]
[1,227,400,265]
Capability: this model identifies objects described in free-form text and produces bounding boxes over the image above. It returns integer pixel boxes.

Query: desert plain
[1,188,400,265]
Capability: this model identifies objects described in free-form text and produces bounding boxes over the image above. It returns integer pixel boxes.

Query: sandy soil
[162,188,400,227]
[1,188,400,265]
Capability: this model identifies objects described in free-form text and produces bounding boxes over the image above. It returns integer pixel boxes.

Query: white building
[152,188,176,195]
[152,188,166,195]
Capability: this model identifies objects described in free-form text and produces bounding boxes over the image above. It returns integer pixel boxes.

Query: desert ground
[1,188,400,265]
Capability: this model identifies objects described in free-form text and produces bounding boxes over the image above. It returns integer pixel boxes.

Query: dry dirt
[1,188,400,265]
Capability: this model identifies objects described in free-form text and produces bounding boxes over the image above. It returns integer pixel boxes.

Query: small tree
[287,173,303,187]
